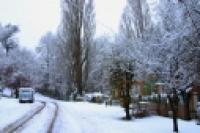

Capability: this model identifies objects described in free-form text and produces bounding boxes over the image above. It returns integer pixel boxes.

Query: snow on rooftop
[186,87,193,93]
[155,82,165,85]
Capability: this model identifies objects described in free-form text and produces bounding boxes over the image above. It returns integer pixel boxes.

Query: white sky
[0,0,61,50]
[0,0,158,50]
[0,0,126,50]
[95,0,126,36]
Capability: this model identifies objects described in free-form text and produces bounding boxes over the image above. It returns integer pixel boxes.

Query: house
[152,81,200,119]
[85,92,109,103]
[154,82,166,94]
[111,76,200,120]
[131,80,145,97]
[111,80,145,99]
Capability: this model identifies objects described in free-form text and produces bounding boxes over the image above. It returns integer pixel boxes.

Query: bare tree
[82,0,96,92]
[61,0,95,96]
[121,0,151,39]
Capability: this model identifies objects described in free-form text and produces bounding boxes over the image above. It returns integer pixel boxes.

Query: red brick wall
[148,102,186,119]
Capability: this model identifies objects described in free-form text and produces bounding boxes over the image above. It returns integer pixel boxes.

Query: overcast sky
[0,0,127,50]
[0,0,158,50]
[0,0,60,50]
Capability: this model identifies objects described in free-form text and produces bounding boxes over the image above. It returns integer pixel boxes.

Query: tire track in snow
[0,101,46,133]
[47,102,59,133]
[14,101,59,133]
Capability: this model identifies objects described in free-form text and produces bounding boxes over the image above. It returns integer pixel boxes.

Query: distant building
[186,82,200,116]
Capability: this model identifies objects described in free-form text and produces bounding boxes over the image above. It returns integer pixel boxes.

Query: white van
[19,87,35,103]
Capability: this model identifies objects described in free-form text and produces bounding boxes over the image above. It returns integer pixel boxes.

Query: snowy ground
[55,102,200,133]
[17,102,56,133]
[0,94,200,133]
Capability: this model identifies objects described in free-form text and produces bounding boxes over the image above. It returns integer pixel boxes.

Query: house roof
[186,86,200,94]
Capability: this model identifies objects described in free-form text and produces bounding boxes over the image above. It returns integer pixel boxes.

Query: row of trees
[0,23,39,97]
[37,0,97,99]
[0,0,110,100]
[108,0,200,132]
[37,0,199,103]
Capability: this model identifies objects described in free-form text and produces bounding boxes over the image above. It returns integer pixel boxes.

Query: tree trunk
[74,0,83,96]
[173,112,178,132]
[125,104,131,120]
[124,70,131,120]
[168,89,179,133]
[173,92,179,132]
[157,94,161,115]
[169,99,179,132]
[125,94,131,120]
[15,88,19,98]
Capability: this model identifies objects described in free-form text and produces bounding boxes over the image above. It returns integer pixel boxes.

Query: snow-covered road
[15,102,57,133]
[0,95,58,133]
[0,97,42,130]
[1,94,200,133]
